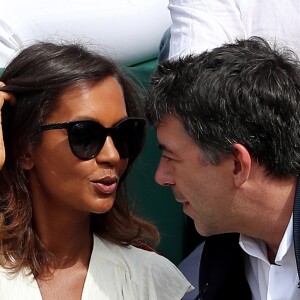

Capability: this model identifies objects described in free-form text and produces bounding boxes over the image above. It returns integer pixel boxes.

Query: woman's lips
[92,176,118,194]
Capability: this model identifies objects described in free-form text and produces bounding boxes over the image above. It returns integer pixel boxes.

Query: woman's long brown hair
[0,42,159,278]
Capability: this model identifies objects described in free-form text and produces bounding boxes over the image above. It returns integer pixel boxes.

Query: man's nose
[154,157,175,186]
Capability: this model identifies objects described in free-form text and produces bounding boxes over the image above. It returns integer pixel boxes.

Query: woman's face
[26,76,129,218]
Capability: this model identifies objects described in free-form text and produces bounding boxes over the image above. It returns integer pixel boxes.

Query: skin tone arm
[0,82,15,169]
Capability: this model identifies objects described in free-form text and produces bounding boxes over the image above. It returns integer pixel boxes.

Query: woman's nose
[95,136,123,165]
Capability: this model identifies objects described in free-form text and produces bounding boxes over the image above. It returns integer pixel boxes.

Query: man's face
[155,115,236,236]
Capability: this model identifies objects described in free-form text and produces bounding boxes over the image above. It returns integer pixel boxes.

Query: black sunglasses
[41,118,146,161]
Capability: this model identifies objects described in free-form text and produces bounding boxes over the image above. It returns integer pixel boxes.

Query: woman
[0,42,192,299]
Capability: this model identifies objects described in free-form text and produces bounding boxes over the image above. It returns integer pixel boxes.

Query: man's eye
[162,154,173,161]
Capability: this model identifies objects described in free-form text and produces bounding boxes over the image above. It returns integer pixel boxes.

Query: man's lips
[175,198,188,204]
[92,176,118,194]
[175,198,191,213]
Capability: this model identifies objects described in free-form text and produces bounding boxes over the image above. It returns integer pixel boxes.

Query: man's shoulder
[178,234,248,299]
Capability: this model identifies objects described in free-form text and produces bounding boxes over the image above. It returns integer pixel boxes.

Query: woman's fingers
[0,82,16,106]
[0,82,16,168]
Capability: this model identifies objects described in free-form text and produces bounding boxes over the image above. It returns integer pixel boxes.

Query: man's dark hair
[146,37,300,178]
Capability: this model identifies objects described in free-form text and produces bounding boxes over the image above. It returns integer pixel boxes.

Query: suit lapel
[198,233,251,300]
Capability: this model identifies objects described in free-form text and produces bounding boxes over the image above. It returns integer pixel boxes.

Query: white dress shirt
[168,0,300,59]
[240,217,300,300]
[0,235,193,299]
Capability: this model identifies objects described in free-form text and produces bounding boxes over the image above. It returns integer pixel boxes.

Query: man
[145,37,300,299]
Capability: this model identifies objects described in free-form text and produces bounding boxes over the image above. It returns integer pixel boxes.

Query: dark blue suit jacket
[179,233,251,300]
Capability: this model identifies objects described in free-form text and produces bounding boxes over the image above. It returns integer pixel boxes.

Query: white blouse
[0,235,193,299]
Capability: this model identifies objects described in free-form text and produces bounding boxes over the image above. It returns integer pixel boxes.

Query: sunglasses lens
[114,119,146,160]
[67,119,145,160]
[69,122,105,160]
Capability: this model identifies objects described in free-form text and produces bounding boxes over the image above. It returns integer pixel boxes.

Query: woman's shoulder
[94,234,172,268]
[0,263,40,299]
[93,235,193,299]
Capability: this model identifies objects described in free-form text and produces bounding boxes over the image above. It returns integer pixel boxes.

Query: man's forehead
[157,114,184,129]
[156,114,197,151]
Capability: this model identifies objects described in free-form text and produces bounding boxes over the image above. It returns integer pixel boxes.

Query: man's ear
[231,143,251,187]
[19,146,34,170]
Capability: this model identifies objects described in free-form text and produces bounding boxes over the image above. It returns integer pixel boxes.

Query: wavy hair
[0,42,159,278]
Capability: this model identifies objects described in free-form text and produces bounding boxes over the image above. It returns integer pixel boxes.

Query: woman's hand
[0,82,15,169]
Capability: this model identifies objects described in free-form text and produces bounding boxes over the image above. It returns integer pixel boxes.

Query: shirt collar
[239,215,293,264]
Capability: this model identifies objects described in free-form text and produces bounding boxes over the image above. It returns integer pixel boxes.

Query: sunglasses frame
[41,117,146,161]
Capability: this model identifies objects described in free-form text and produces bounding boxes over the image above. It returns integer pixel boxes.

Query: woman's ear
[19,146,34,170]
[231,143,251,187]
